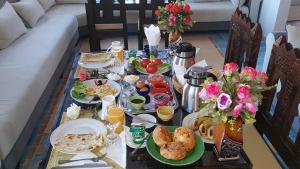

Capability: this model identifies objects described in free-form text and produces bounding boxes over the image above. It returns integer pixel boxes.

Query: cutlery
[131,134,151,156]
[125,110,162,126]
[51,163,111,169]
[58,153,107,165]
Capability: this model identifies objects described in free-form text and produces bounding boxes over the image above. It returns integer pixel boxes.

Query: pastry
[160,142,187,160]
[193,116,210,130]
[173,127,196,151]
[198,117,214,140]
[152,126,173,146]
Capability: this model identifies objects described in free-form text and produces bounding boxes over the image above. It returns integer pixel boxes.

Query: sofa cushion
[38,0,55,11]
[11,0,45,28]
[287,25,300,49]
[47,4,86,26]
[188,0,221,2]
[56,0,87,4]
[0,2,27,49]
[230,0,246,7]
[0,14,78,159]
[190,1,248,22]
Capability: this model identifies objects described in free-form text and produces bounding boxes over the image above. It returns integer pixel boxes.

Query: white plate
[78,53,115,69]
[132,114,157,129]
[70,79,121,105]
[50,118,107,154]
[182,112,214,144]
[125,126,148,149]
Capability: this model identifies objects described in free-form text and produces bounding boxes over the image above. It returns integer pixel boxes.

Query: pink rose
[232,104,243,117]
[245,103,257,114]
[241,66,257,80]
[205,82,221,97]
[199,88,210,100]
[169,14,176,26]
[155,9,160,16]
[256,71,268,83]
[171,4,182,14]
[165,3,173,11]
[217,93,232,110]
[184,16,192,25]
[237,84,250,103]
[79,71,87,81]
[224,62,238,75]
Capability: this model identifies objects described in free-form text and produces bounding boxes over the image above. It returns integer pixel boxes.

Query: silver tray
[119,75,179,114]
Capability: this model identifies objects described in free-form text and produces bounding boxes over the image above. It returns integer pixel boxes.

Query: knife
[51,163,112,169]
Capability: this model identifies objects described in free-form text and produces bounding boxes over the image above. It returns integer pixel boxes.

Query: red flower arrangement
[155,1,193,34]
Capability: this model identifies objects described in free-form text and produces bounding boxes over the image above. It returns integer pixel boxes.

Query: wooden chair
[85,0,128,51]
[138,0,169,50]
[225,9,262,70]
[255,36,300,169]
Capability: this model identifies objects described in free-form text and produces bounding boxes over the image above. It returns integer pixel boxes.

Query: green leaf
[157,63,171,73]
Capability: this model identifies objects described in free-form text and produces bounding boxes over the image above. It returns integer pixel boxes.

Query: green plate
[146,126,205,166]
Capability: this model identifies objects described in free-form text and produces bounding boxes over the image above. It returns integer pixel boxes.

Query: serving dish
[119,75,179,114]
[78,52,115,69]
[146,126,205,166]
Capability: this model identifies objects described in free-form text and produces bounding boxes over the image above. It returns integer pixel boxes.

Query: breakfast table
[42,45,252,169]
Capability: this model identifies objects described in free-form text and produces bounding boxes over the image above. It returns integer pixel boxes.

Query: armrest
[245,0,263,22]
[262,31,287,72]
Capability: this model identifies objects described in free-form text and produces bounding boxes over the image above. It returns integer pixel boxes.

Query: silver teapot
[173,42,196,70]
[182,66,217,113]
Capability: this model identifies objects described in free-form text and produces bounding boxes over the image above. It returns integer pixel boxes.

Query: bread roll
[160,142,187,160]
[173,127,196,150]
[152,126,173,146]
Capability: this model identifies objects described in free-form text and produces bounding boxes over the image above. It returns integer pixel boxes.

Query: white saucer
[132,114,157,129]
[125,126,148,149]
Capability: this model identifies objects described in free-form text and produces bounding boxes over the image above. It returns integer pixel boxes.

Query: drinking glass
[106,106,125,144]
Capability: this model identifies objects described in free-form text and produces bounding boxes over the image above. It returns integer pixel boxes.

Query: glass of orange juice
[106,106,125,144]
[108,41,124,63]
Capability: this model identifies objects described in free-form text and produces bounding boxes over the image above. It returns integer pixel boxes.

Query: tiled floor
[19,31,268,169]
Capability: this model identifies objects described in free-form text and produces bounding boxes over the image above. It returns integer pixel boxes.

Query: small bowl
[128,96,146,110]
[148,73,164,85]
[157,106,174,121]
[124,75,140,85]
[151,82,170,94]
[153,93,170,108]
[136,84,150,96]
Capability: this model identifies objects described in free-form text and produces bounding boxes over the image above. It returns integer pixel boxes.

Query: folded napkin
[144,24,161,46]
[174,60,208,86]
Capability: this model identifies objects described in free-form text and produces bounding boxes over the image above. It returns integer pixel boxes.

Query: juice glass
[107,106,125,134]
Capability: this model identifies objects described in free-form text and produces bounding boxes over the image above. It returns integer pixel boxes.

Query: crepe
[80,53,111,63]
[54,134,105,154]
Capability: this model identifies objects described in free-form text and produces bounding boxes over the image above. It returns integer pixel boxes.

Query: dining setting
[44,1,299,169]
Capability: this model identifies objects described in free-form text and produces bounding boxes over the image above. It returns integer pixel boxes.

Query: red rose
[184,3,191,13]
[169,14,176,26]
[184,16,192,25]
[171,4,181,14]
[155,9,160,16]
[165,3,173,11]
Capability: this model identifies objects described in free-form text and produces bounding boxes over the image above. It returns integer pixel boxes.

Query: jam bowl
[136,84,150,96]
[153,93,170,108]
[151,82,170,94]
[148,73,164,85]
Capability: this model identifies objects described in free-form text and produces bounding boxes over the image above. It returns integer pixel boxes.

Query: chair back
[85,0,128,51]
[225,9,262,70]
[255,36,300,169]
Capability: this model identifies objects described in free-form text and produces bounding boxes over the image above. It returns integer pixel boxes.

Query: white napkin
[174,60,208,86]
[101,131,127,168]
[144,24,161,46]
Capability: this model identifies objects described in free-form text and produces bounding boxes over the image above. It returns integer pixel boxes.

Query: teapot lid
[176,42,193,53]
[187,66,211,79]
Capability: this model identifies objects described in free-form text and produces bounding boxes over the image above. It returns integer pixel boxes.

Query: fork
[58,153,107,165]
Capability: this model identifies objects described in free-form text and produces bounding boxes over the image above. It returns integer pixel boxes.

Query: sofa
[0,0,80,168]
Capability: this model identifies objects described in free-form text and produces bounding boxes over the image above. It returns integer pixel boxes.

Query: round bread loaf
[173,127,196,150]
[160,142,187,160]
[152,126,173,146]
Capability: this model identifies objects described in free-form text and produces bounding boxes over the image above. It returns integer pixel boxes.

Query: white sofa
[0,1,80,168]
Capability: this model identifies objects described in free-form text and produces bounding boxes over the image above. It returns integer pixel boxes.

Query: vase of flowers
[155,1,193,53]
[198,63,274,161]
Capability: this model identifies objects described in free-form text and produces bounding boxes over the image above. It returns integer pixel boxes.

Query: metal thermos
[182,66,217,113]
[173,42,196,70]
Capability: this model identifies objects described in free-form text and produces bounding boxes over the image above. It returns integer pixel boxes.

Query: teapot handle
[206,72,218,81]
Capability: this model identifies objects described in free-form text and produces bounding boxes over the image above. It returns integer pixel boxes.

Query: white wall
[259,0,291,36]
